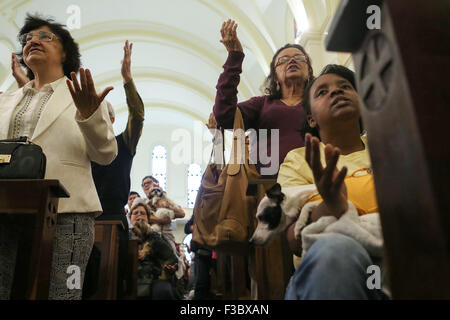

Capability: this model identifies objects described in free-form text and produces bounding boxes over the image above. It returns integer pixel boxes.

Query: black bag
[0,136,46,179]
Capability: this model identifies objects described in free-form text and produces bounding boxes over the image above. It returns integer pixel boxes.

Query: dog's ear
[259,205,282,230]
[266,183,285,204]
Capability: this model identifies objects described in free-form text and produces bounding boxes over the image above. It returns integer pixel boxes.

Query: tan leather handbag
[192,109,260,254]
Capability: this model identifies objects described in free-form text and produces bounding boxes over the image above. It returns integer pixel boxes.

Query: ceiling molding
[92,67,216,103]
[285,4,295,44]
[0,0,31,32]
[113,99,207,123]
[250,0,281,48]
[296,0,341,55]
[196,0,275,75]
[70,21,256,98]
[298,30,325,46]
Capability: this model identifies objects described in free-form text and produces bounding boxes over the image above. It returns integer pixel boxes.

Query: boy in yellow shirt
[278,65,386,300]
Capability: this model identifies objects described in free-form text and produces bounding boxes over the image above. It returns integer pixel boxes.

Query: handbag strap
[227,108,250,175]
[209,127,225,168]
[0,136,28,143]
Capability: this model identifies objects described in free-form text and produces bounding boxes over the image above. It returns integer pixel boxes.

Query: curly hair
[130,199,153,221]
[300,64,364,139]
[16,14,81,80]
[262,43,314,100]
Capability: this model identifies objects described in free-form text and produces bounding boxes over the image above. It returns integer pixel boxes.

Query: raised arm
[120,40,145,155]
[213,19,264,130]
[173,206,185,219]
[149,215,171,225]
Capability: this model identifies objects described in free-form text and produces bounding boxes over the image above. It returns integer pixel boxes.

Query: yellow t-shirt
[278,136,378,215]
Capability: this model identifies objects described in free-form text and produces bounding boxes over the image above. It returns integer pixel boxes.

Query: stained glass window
[152,145,167,190]
[187,163,202,208]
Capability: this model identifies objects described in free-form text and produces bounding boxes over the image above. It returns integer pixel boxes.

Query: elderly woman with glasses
[0,14,117,300]
[212,19,314,299]
[214,19,314,177]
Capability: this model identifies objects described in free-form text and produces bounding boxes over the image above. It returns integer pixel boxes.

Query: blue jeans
[285,234,386,300]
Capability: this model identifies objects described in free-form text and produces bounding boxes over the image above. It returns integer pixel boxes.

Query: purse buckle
[0,154,11,164]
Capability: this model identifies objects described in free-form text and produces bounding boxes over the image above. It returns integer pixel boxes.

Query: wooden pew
[214,252,250,300]
[122,239,138,300]
[326,0,450,298]
[0,179,69,299]
[86,220,124,300]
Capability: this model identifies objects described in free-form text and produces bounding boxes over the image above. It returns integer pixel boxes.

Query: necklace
[12,89,53,138]
[281,98,302,106]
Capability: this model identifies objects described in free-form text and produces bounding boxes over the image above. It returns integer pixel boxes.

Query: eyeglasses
[142,181,152,187]
[275,54,307,67]
[131,211,147,216]
[19,31,59,46]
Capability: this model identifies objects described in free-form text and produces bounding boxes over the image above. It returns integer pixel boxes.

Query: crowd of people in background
[127,177,188,300]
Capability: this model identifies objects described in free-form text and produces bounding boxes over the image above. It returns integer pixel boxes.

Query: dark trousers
[193,248,212,300]
[151,280,176,300]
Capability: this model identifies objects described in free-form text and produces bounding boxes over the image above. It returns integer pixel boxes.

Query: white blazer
[0,77,118,214]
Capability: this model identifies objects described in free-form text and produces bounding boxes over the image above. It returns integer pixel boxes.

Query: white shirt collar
[22,76,66,94]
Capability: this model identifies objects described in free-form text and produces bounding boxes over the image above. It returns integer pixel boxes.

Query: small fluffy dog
[147,188,181,221]
[249,183,316,246]
[146,187,178,241]
[146,187,186,280]
[147,187,179,210]
[132,220,178,280]
[147,187,165,206]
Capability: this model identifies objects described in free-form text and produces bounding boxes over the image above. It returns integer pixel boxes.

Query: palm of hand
[316,147,348,211]
[305,134,349,217]
[220,19,243,52]
[67,68,113,119]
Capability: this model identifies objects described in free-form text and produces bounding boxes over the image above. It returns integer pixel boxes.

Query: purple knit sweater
[213,51,305,176]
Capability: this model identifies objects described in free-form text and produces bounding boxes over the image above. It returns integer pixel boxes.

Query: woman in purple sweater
[213,19,315,299]
[214,19,314,177]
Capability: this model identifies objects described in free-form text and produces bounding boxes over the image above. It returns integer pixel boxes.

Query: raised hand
[220,19,243,52]
[206,112,222,142]
[206,112,218,130]
[121,40,133,84]
[11,53,29,88]
[67,68,114,119]
[304,133,348,218]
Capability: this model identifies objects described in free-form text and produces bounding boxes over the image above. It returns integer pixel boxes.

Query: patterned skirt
[0,213,94,300]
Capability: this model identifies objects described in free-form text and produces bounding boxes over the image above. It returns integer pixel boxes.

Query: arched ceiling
[0,0,345,133]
